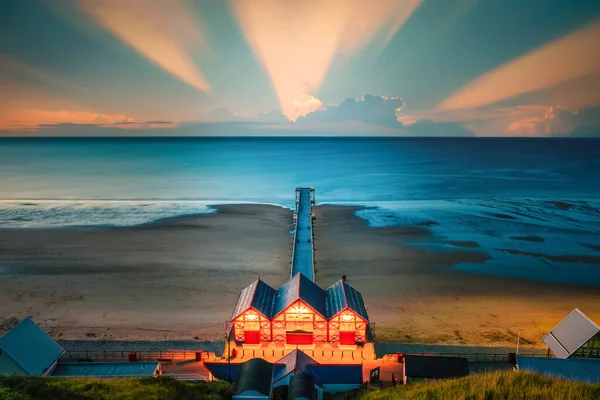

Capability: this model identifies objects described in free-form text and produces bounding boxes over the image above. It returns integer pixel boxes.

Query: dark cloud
[254,110,290,123]
[296,95,405,127]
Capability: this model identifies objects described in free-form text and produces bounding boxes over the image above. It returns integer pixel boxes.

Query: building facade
[231,273,371,347]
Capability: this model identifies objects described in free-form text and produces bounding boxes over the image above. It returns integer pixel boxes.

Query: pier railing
[62,350,217,362]
[380,352,550,363]
[290,187,316,280]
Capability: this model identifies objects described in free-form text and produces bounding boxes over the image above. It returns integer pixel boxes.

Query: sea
[1,137,599,284]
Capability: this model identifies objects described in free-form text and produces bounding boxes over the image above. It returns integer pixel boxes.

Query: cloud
[293,95,323,118]
[506,105,600,136]
[404,119,475,137]
[254,110,290,124]
[230,0,422,120]
[202,108,290,123]
[1,109,132,131]
[297,95,405,127]
[439,20,600,111]
[73,0,210,92]
[0,108,182,132]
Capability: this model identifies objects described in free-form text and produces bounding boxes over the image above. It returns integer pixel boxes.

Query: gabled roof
[404,355,469,379]
[51,362,160,378]
[543,308,600,359]
[203,362,242,382]
[233,358,274,397]
[0,317,64,376]
[231,279,276,320]
[289,373,317,400]
[274,349,320,384]
[517,356,600,384]
[325,279,369,321]
[272,273,326,318]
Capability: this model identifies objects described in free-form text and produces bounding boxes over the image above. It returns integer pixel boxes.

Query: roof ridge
[0,318,64,376]
[248,279,259,308]
[0,317,30,342]
[574,308,600,330]
[548,331,570,356]
[340,279,349,308]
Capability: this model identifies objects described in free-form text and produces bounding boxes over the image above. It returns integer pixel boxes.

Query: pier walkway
[291,187,316,281]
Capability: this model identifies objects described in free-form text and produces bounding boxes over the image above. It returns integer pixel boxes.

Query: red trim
[244,330,260,344]
[340,331,355,345]
[232,306,270,322]
[286,332,314,344]
[272,299,326,320]
[329,307,368,323]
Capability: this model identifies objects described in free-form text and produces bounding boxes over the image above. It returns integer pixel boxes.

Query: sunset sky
[1,0,599,136]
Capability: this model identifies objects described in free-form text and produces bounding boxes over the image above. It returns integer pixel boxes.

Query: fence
[165,374,211,382]
[62,350,218,362]
[381,352,549,363]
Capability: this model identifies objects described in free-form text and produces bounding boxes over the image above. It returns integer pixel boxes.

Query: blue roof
[51,362,160,378]
[204,362,242,381]
[231,279,276,319]
[204,362,285,383]
[0,317,64,376]
[274,350,320,384]
[307,364,363,384]
[517,356,600,384]
[233,358,274,396]
[272,273,326,318]
[325,280,369,321]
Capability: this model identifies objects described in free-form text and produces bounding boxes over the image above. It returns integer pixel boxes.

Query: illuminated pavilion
[230,273,371,347]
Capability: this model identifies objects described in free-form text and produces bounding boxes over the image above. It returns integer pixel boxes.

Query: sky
[1,0,599,137]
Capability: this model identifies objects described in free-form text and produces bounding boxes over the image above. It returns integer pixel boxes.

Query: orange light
[291,304,309,314]
[340,314,355,322]
[245,313,258,321]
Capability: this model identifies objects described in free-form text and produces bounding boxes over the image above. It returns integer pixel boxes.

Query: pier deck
[291,187,315,281]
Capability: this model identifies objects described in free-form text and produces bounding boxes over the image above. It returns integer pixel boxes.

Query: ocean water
[1,137,599,284]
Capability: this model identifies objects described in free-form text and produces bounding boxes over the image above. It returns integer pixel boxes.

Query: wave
[0,200,292,228]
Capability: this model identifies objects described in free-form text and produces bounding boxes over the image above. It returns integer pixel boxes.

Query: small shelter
[403,355,469,384]
[0,317,64,376]
[232,358,274,400]
[51,361,161,378]
[543,308,600,359]
[288,373,318,400]
[516,356,600,384]
[205,350,362,395]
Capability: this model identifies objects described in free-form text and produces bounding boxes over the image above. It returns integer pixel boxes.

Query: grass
[360,371,600,400]
[2,371,600,399]
[0,376,232,400]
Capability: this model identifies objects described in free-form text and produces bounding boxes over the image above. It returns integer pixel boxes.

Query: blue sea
[1,137,599,284]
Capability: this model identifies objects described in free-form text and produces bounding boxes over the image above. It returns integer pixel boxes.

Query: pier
[291,187,316,281]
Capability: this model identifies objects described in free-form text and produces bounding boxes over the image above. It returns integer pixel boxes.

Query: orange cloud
[292,94,323,117]
[230,0,421,121]
[73,0,210,92]
[439,20,600,111]
[505,105,596,136]
[1,109,131,130]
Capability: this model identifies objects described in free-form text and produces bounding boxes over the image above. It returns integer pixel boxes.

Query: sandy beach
[1,204,599,347]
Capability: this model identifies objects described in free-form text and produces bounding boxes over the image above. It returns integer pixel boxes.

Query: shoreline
[1,203,599,348]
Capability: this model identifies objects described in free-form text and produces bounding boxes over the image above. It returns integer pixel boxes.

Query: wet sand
[1,204,599,347]
[313,206,600,347]
[0,205,294,341]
